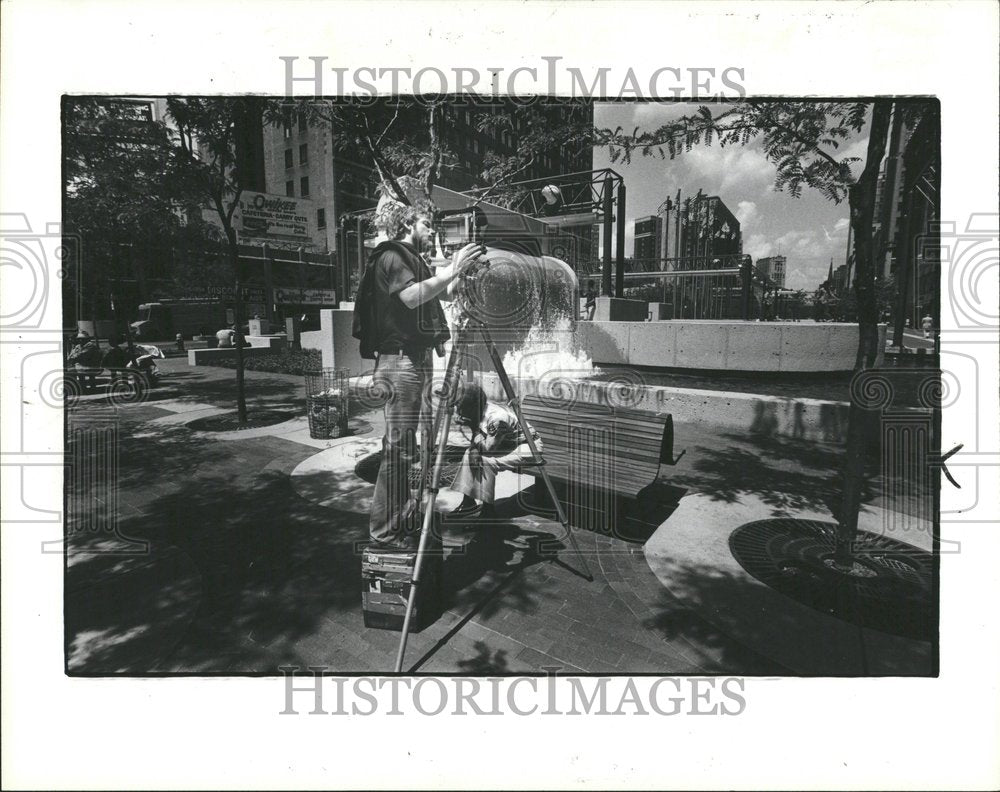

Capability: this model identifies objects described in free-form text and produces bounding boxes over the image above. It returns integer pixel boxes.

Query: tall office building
[633,215,663,264]
[661,194,742,269]
[756,255,787,288]
[870,101,940,324]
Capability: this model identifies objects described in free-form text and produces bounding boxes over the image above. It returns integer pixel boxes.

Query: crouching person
[451,382,541,518]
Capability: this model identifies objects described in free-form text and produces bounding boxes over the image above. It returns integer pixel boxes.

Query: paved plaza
[65,359,935,676]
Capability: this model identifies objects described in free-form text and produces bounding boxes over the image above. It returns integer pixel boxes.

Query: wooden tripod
[393,319,593,673]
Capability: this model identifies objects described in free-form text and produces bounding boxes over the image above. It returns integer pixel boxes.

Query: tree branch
[359,112,410,205]
[425,102,441,199]
[470,155,537,207]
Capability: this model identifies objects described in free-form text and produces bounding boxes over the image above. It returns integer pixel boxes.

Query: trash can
[305,368,350,439]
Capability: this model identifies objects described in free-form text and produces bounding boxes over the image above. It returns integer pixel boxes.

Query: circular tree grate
[187,410,296,433]
[353,446,466,487]
[729,518,935,641]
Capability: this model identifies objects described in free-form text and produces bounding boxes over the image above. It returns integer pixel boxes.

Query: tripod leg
[394,344,464,673]
[478,326,593,582]
[415,342,460,503]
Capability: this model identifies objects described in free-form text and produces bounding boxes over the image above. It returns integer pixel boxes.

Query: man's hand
[444,243,486,280]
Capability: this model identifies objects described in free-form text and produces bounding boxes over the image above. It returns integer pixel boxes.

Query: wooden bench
[518,394,683,534]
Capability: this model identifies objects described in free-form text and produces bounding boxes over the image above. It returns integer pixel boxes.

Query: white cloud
[785,267,822,290]
[632,102,680,127]
[735,200,759,231]
[744,233,774,259]
[758,227,851,290]
[682,146,774,193]
[834,217,850,232]
[817,218,851,244]
[776,229,828,259]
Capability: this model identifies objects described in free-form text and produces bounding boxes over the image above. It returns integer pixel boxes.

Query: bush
[623,284,665,302]
[216,348,321,376]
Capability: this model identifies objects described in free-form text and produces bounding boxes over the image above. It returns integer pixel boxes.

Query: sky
[593,103,870,291]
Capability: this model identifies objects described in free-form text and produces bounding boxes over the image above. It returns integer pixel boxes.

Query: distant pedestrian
[102,335,129,384]
[67,331,102,392]
[921,313,933,339]
[216,325,236,348]
[584,280,597,320]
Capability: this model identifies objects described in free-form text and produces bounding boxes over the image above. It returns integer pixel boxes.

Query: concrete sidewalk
[64,358,935,675]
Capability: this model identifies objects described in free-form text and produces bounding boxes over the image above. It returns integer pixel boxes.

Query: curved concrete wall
[577,320,885,373]
[477,372,853,444]
[320,307,881,375]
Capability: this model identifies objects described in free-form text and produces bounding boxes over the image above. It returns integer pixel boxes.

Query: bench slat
[519,394,674,498]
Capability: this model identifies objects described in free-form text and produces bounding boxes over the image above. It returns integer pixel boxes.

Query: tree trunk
[225,223,248,425]
[835,99,893,565]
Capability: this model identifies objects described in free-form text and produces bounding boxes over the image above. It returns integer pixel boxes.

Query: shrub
[216,348,322,376]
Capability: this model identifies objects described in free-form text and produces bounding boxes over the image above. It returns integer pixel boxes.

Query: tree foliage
[596,100,870,203]
[164,96,262,424]
[62,97,217,312]
[165,97,258,230]
[268,97,593,210]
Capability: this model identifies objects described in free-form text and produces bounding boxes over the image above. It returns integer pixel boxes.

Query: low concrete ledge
[320,308,364,375]
[245,335,286,350]
[300,329,326,352]
[647,302,674,320]
[593,297,648,322]
[577,320,886,373]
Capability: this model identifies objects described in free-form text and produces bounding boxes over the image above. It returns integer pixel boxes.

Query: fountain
[443,242,605,402]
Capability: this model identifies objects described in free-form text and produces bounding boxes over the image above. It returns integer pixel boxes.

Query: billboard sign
[273,287,337,306]
[204,191,322,248]
[236,192,314,243]
[167,285,266,303]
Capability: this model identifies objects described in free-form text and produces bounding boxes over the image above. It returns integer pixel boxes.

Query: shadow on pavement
[65,410,371,672]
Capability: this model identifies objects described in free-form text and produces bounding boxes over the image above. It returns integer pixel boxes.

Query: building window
[298,112,307,133]
[300,176,310,197]
[317,208,326,228]
[285,180,295,197]
[284,149,293,169]
[299,143,308,165]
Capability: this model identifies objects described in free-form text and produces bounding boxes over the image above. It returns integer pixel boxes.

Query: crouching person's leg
[452,446,497,506]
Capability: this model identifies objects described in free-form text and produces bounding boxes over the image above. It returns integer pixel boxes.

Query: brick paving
[64,358,876,675]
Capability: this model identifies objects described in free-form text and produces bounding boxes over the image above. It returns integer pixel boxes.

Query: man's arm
[397,243,485,310]
[397,268,458,310]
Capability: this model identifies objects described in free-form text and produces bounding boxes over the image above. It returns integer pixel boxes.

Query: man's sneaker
[368,533,419,552]
[444,498,482,522]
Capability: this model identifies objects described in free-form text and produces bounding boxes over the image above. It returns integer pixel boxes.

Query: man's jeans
[369,350,432,544]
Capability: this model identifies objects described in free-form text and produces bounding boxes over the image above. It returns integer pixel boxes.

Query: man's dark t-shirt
[369,240,450,352]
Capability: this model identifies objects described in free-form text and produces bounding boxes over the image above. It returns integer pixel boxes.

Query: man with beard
[364,198,485,548]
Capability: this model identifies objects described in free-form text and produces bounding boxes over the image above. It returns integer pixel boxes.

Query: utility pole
[601,175,613,297]
[614,181,626,298]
